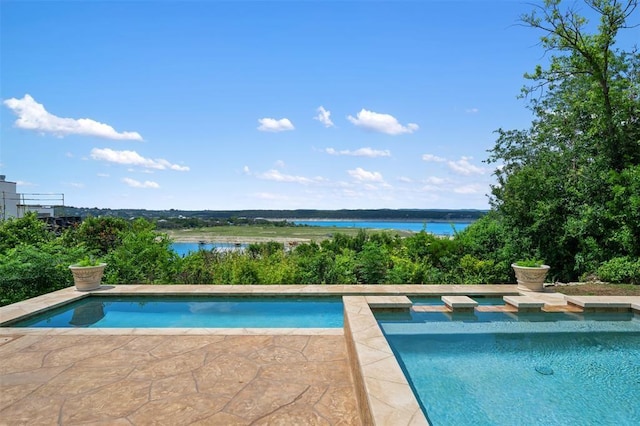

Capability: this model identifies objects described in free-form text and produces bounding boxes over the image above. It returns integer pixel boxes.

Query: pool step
[565,296,637,312]
[365,295,412,312]
[441,296,477,312]
[503,296,545,312]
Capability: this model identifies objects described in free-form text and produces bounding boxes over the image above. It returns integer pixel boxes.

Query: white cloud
[347,167,384,182]
[447,157,486,175]
[465,108,479,114]
[97,173,110,178]
[90,148,190,171]
[69,182,85,189]
[454,184,484,194]
[122,177,160,189]
[16,180,37,187]
[314,106,334,127]
[3,94,143,140]
[425,176,446,184]
[274,160,286,168]
[257,169,315,184]
[325,147,391,158]
[422,154,446,162]
[397,176,413,183]
[347,109,418,135]
[243,165,251,174]
[257,117,294,132]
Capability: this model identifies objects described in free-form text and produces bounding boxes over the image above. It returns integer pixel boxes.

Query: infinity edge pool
[2,284,639,425]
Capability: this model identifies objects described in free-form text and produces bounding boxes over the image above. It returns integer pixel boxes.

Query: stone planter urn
[512,263,550,292]
[69,263,107,291]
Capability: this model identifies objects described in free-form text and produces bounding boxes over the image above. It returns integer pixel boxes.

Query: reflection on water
[69,301,105,327]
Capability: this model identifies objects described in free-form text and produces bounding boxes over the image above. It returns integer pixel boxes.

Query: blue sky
[1,0,632,210]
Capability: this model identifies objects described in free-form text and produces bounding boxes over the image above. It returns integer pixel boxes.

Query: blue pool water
[10,296,343,328]
[293,220,471,235]
[377,311,640,425]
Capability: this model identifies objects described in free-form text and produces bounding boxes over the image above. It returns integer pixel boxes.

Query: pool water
[10,296,344,328]
[378,311,640,425]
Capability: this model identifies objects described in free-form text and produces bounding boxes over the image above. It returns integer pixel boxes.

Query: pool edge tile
[344,296,429,426]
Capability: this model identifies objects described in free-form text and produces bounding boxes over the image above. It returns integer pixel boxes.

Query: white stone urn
[69,263,107,291]
[512,263,550,292]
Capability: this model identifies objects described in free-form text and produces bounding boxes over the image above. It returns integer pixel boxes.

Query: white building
[0,175,18,219]
[0,175,63,220]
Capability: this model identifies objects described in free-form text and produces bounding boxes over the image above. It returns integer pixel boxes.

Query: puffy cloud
[347,109,418,135]
[325,147,391,158]
[122,177,160,189]
[314,106,334,127]
[454,184,483,194]
[347,167,384,182]
[447,157,486,175]
[257,117,294,132]
[425,176,446,184]
[422,154,446,162]
[257,169,316,184]
[90,148,189,171]
[3,94,143,140]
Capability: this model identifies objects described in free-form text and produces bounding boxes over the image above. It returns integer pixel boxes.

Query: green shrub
[596,257,640,284]
[63,216,129,256]
[514,259,545,267]
[0,213,52,255]
[0,241,89,306]
[103,219,179,284]
[73,256,103,267]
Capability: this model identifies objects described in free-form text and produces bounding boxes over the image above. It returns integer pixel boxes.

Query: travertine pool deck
[1,284,639,425]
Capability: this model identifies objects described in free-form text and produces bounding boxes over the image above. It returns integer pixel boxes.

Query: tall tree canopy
[487,0,639,281]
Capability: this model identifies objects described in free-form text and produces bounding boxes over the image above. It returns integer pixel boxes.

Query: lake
[170,221,473,255]
[171,242,247,257]
[292,220,471,235]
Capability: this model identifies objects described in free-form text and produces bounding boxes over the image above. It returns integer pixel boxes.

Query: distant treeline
[56,207,487,222]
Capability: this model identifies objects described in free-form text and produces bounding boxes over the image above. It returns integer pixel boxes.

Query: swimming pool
[377,310,640,425]
[8,296,344,328]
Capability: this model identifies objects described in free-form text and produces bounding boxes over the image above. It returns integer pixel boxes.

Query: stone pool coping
[2,284,640,426]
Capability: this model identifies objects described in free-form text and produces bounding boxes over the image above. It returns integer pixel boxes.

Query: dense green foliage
[0,214,510,306]
[486,0,639,282]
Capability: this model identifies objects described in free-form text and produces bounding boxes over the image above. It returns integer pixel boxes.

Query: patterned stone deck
[0,334,360,425]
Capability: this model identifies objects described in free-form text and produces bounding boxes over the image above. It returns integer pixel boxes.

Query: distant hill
[56,207,487,222]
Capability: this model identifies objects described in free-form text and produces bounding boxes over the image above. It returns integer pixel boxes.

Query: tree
[487,0,639,281]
